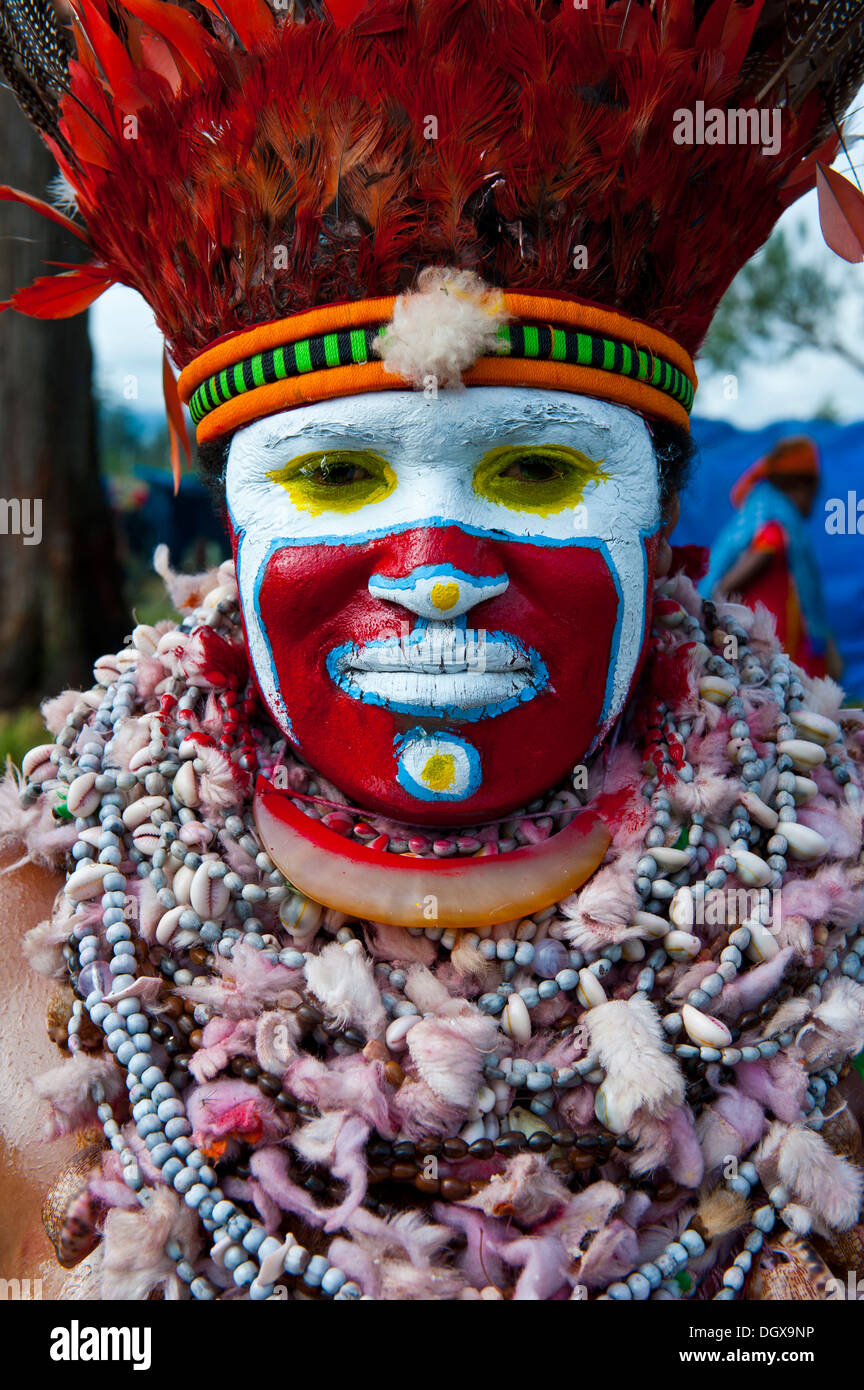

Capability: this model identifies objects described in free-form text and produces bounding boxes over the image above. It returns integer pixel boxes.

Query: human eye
[266,449,396,514]
[472,444,608,515]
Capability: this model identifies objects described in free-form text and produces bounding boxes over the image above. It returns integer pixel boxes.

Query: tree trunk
[0,91,127,707]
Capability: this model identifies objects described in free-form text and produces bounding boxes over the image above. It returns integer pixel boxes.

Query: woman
[704,438,839,681]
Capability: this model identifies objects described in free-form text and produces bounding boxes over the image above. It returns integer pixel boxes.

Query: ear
[653,493,680,578]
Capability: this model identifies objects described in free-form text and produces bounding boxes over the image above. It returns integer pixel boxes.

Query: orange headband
[178,293,697,442]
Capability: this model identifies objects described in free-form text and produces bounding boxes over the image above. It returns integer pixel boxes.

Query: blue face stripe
[369,563,507,590]
[394,730,483,802]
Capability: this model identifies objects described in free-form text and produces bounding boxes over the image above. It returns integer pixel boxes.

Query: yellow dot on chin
[421,754,456,791]
[430,581,460,611]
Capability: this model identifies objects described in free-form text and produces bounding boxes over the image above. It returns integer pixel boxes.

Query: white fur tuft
[375,267,509,389]
[303,942,386,1039]
[587,994,685,1132]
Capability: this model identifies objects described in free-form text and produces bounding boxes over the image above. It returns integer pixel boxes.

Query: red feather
[117,0,211,80]
[1,265,114,318]
[162,346,192,494]
[194,0,276,47]
[0,185,87,240]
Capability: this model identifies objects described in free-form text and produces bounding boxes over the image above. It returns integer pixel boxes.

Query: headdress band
[178,294,697,443]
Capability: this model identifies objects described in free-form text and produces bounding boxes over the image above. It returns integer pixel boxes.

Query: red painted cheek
[243,526,638,825]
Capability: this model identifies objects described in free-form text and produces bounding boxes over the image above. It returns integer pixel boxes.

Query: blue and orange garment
[702,440,830,679]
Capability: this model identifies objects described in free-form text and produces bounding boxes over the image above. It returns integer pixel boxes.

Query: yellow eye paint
[472,445,608,517]
[266,449,396,515]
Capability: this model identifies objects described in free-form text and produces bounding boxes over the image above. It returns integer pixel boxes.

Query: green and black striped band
[188,320,695,425]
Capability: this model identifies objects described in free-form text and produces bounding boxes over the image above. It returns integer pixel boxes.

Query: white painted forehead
[226,387,654,459]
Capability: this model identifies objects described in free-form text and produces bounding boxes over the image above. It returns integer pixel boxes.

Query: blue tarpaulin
[681,417,864,698]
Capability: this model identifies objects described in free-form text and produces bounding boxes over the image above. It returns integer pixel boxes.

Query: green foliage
[0,706,46,768]
[701,224,864,377]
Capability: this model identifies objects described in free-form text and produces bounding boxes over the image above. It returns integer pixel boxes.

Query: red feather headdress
[2,0,864,470]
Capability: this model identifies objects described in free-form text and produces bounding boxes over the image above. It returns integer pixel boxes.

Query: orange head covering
[730,437,820,509]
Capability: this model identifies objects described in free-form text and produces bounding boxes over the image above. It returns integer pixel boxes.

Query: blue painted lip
[326,628,549,722]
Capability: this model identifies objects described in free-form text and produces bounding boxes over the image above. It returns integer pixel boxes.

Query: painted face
[226,388,661,825]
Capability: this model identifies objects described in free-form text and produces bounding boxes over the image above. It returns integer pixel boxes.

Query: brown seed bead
[162,996,184,1020]
[189,946,208,966]
[230,1056,246,1077]
[275,1091,296,1111]
[177,1014,195,1035]
[414,1174,440,1195]
[569,1152,595,1172]
[257,1073,282,1097]
[442,1137,468,1161]
[656,1180,678,1202]
[468,1138,495,1160]
[384,1061,404,1088]
[494,1133,527,1155]
[241,1062,260,1083]
[296,1101,318,1119]
[440,1178,472,1201]
[367,1164,391,1184]
[297,1005,323,1026]
[575,1134,603,1151]
[391,1162,419,1180]
[363,1040,389,1065]
[189,1029,203,1050]
[551,1130,575,1148]
[367,1139,392,1161]
[393,1140,416,1159]
[527,1131,553,1153]
[416,1138,443,1157]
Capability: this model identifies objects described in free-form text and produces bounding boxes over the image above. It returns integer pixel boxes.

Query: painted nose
[368,564,508,620]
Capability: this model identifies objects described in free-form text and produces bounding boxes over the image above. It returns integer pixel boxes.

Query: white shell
[576,969,607,1009]
[501,992,532,1042]
[384,1015,420,1053]
[699,676,736,704]
[681,1003,732,1048]
[171,864,195,905]
[621,938,646,962]
[746,922,780,963]
[279,893,323,937]
[460,1118,486,1145]
[190,862,231,918]
[782,822,829,862]
[656,603,686,628]
[789,709,840,746]
[122,795,170,830]
[93,654,121,684]
[202,582,238,611]
[844,782,862,806]
[131,623,160,656]
[632,910,670,939]
[652,846,692,871]
[22,743,56,779]
[131,822,161,857]
[594,1083,628,1134]
[731,848,773,887]
[155,905,185,946]
[793,776,819,803]
[740,791,778,829]
[777,739,827,771]
[65,863,112,902]
[65,772,100,818]
[664,929,701,960]
[173,761,200,808]
[669,886,695,928]
[128,745,155,774]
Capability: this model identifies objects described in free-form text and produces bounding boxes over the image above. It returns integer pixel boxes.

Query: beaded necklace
[23,560,864,1301]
